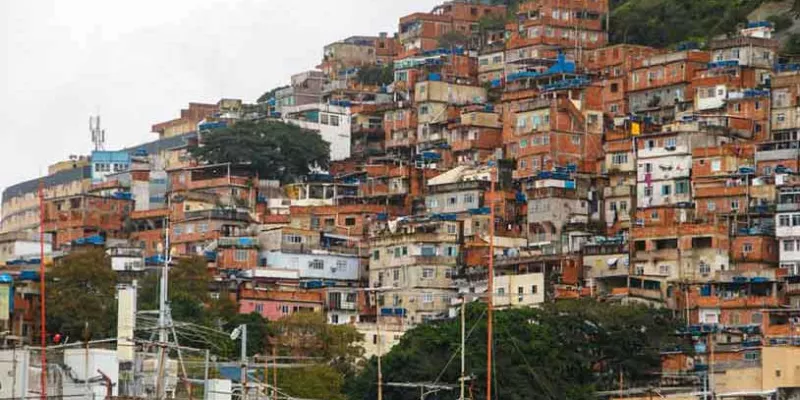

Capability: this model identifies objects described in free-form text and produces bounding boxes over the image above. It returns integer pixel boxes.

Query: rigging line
[432,307,487,386]
[498,323,557,400]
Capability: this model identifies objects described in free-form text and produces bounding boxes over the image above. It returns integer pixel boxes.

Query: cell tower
[89,115,106,151]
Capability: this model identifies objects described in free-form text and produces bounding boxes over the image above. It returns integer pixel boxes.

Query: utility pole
[156,195,171,399]
[486,165,496,400]
[460,296,466,400]
[377,292,383,400]
[38,180,47,400]
[241,325,248,400]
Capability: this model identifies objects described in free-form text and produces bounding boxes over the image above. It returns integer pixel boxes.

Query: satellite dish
[230,326,241,341]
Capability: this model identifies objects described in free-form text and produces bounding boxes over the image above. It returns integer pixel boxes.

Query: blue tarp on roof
[145,255,166,265]
[19,271,40,281]
[73,235,105,246]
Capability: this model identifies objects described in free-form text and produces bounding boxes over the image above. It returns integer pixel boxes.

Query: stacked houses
[6,0,800,394]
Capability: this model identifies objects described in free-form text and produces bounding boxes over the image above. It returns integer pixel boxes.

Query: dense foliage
[190,120,331,184]
[272,312,364,400]
[609,0,769,48]
[46,248,118,340]
[356,65,394,86]
[346,300,683,400]
[256,85,289,103]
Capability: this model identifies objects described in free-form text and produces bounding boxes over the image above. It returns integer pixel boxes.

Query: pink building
[238,288,325,321]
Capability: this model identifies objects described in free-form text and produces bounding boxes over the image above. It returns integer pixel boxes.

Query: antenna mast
[89,115,106,151]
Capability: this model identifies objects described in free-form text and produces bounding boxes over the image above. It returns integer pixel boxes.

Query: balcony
[604,185,634,198]
[635,248,679,261]
[217,236,258,248]
[629,287,664,301]
[778,203,800,212]
[694,185,748,198]
[693,295,781,309]
[412,255,457,265]
[386,138,415,148]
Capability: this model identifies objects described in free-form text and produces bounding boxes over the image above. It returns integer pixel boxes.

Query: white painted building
[778,186,800,275]
[281,103,352,161]
[262,251,361,282]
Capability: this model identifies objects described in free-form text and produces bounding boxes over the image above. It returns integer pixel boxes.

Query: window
[675,180,689,194]
[620,201,628,212]
[733,103,741,112]
[320,114,329,125]
[344,217,356,226]
[520,139,528,148]
[281,305,289,314]
[422,293,434,303]
[234,249,249,262]
[699,261,710,276]
[659,265,670,275]
[708,201,717,212]
[335,260,347,272]
[448,196,457,205]
[199,223,208,233]
[661,185,672,196]
[309,259,324,270]
[778,113,786,122]
[743,243,753,253]
[283,234,303,244]
[780,215,790,227]
[610,83,619,93]
[420,105,430,115]
[755,101,761,110]
[497,287,505,296]
[255,303,264,314]
[479,58,489,66]
[764,166,773,176]
[644,163,653,173]
[731,200,739,211]
[422,268,435,279]
[651,210,660,220]
[665,138,677,148]
[464,194,475,204]
[610,201,617,211]
[571,135,581,144]
[644,186,653,197]
[611,153,628,165]
[711,159,722,172]
[532,285,538,294]
[610,104,619,113]
[785,240,796,252]
[795,214,800,226]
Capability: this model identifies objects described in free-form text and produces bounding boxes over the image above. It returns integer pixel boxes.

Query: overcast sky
[0,0,438,195]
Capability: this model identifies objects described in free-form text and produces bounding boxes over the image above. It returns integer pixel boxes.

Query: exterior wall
[494,272,545,308]
[425,189,482,214]
[217,247,259,270]
[282,104,352,161]
[90,151,131,183]
[262,251,360,282]
[356,322,405,359]
[0,238,51,263]
[239,297,323,321]
[414,81,487,105]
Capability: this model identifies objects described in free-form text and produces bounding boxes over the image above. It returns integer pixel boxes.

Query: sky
[0,0,439,195]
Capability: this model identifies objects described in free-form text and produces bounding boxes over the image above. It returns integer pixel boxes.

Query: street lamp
[231,324,248,400]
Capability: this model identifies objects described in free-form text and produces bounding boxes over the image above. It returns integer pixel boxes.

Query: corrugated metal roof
[122,132,197,156]
[2,165,92,201]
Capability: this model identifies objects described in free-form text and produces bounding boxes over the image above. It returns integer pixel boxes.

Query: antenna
[89,115,106,151]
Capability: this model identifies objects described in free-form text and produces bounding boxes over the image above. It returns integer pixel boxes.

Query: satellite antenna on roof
[89,115,106,151]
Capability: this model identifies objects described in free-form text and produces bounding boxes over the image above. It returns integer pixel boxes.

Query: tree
[256,85,289,103]
[438,31,471,49]
[346,300,683,400]
[223,312,271,357]
[355,65,394,86]
[190,121,330,184]
[271,312,363,399]
[609,0,767,48]
[46,248,118,341]
[785,33,800,55]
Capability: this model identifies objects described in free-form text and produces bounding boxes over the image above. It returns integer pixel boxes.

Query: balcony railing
[778,203,800,212]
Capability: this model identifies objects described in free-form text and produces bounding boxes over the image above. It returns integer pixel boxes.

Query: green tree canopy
[256,85,289,103]
[355,65,394,86]
[346,300,683,400]
[609,0,767,48]
[190,121,330,184]
[46,248,118,341]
